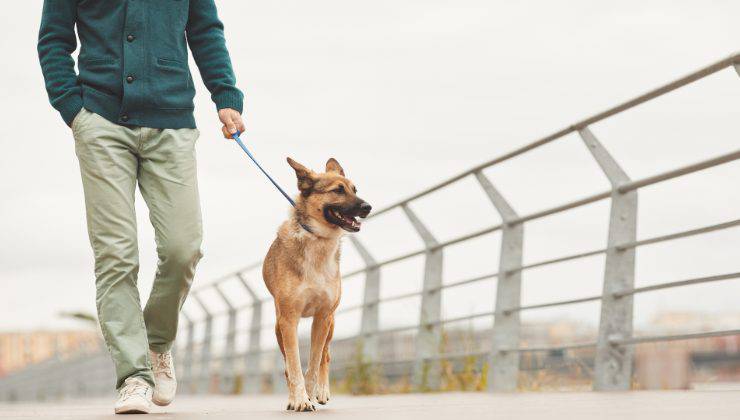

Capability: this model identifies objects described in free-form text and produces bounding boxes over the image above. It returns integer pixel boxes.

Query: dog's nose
[359,202,372,215]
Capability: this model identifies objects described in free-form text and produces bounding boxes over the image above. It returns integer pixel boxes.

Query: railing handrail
[369,51,740,218]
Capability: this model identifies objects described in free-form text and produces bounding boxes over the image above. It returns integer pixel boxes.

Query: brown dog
[263,157,371,411]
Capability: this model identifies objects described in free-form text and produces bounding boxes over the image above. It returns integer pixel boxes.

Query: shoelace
[153,353,173,378]
[120,381,149,400]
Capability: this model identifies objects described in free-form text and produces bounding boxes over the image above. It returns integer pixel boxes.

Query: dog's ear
[325,158,345,177]
[287,157,315,194]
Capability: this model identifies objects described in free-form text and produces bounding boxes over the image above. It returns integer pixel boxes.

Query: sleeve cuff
[56,94,84,127]
[213,89,244,114]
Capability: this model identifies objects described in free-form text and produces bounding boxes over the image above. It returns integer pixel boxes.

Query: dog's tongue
[332,208,361,230]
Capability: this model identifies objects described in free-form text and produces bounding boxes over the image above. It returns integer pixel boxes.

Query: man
[38,0,244,414]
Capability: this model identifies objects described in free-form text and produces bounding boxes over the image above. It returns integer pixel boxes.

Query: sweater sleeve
[38,0,83,127]
[186,0,244,113]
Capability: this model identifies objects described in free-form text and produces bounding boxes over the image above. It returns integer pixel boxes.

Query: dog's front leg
[316,315,334,404]
[305,313,332,403]
[278,315,314,412]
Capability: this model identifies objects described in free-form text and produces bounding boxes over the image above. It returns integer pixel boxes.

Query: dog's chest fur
[294,231,342,317]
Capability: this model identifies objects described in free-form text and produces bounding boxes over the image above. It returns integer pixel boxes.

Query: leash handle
[231,131,296,208]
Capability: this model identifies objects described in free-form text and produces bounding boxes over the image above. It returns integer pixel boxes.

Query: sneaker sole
[114,407,150,414]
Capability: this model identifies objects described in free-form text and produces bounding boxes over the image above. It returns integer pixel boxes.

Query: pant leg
[138,126,203,353]
[73,109,154,389]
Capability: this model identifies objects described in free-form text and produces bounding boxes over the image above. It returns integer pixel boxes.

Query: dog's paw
[287,391,315,412]
[315,382,330,405]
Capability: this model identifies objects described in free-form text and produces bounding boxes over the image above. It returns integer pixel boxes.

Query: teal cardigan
[38,0,243,129]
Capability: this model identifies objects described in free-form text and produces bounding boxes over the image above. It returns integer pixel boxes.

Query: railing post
[181,311,195,394]
[237,273,264,394]
[579,127,638,391]
[402,204,443,391]
[475,171,524,392]
[194,294,213,394]
[349,236,381,363]
[214,283,237,394]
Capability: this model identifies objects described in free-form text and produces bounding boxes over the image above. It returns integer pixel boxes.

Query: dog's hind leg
[315,315,334,404]
[278,314,314,411]
[305,313,333,404]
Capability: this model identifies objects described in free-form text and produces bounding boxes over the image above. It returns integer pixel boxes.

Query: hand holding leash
[219,108,245,139]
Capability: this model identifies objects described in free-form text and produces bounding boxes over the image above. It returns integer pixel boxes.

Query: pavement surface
[1,391,739,419]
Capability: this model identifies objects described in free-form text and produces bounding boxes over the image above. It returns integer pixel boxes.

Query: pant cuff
[149,342,173,354]
[119,372,155,390]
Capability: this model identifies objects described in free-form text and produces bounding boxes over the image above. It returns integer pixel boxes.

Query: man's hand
[218,108,246,139]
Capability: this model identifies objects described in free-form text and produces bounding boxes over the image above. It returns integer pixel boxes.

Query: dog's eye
[333,185,345,194]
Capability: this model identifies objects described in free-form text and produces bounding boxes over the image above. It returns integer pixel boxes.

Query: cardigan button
[121,114,129,122]
[126,75,135,84]
[127,34,135,42]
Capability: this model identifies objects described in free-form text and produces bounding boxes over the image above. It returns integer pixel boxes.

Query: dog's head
[287,157,371,233]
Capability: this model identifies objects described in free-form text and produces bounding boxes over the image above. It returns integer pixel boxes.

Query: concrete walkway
[1,391,739,419]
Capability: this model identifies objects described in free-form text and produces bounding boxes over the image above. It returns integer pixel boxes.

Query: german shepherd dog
[263,157,371,411]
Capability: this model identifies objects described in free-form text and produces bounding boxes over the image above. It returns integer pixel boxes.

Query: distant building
[635,311,740,389]
[0,331,100,377]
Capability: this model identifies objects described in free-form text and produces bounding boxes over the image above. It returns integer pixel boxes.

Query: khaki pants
[72,108,203,389]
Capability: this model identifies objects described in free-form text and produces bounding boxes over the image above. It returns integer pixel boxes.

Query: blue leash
[231,131,296,208]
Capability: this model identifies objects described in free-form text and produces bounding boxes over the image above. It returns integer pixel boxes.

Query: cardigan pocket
[151,58,195,110]
[78,57,121,98]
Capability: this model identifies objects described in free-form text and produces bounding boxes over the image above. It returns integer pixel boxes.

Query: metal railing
[1,53,738,401]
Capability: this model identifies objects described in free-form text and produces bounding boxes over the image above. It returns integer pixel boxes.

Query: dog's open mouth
[324,206,363,232]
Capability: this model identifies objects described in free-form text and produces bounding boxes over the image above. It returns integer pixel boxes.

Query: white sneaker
[150,350,177,406]
[114,377,152,414]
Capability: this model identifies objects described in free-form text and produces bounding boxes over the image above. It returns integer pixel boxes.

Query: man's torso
[75,0,196,128]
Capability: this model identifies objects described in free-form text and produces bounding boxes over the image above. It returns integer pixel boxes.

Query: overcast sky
[0,1,738,342]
